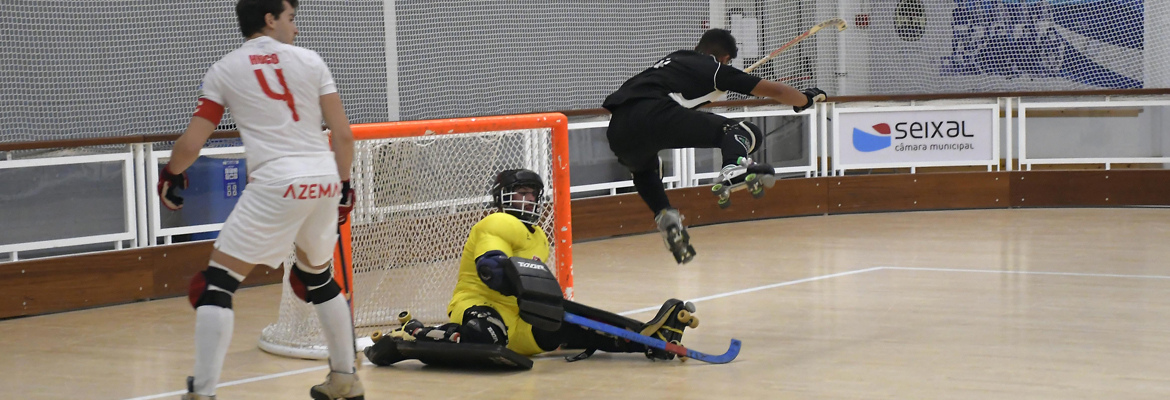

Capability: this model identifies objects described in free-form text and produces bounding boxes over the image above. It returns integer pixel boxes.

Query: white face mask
[500,188,542,224]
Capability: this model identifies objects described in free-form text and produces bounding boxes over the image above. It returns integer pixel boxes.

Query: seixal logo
[853,123,892,152]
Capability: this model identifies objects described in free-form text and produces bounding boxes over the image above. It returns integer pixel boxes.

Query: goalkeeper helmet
[491,169,544,224]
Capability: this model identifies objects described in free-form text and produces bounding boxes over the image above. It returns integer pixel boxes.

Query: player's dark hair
[695,29,738,60]
[236,0,298,38]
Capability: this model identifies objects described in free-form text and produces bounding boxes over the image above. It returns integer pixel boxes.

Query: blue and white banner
[835,105,998,167]
[862,0,1153,93]
[939,0,1144,89]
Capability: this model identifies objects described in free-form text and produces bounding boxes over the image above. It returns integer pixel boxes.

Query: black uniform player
[603,29,826,264]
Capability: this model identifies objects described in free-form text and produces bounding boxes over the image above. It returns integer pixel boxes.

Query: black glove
[157,165,188,211]
[794,87,827,113]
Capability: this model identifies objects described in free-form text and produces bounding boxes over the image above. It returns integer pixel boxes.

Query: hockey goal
[258,113,573,359]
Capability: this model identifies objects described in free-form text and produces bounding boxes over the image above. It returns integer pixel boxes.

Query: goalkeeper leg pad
[365,337,532,370]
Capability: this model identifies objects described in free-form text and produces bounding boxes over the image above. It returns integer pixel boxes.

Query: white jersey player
[157,1,364,399]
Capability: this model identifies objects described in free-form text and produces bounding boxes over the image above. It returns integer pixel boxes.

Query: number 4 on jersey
[253,69,299,121]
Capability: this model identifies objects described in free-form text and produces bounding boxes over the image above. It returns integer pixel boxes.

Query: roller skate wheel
[750,185,766,199]
[711,183,724,193]
[370,331,384,343]
[677,310,700,329]
[760,174,776,188]
[397,311,412,324]
[682,245,696,263]
[717,198,731,209]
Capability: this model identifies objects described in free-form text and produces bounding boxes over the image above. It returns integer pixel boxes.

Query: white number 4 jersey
[195,36,339,182]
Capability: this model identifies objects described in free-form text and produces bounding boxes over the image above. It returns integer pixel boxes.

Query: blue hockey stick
[563,312,741,364]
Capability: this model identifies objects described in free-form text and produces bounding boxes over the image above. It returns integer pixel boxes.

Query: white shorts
[214,175,342,268]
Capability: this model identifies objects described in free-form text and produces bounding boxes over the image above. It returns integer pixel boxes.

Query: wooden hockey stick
[707,18,846,102]
[743,17,848,74]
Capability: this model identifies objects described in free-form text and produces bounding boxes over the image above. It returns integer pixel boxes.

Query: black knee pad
[723,120,763,154]
[188,267,241,309]
[458,306,509,346]
[289,263,342,304]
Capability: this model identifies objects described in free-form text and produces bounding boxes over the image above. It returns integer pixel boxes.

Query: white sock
[314,294,356,372]
[192,305,234,396]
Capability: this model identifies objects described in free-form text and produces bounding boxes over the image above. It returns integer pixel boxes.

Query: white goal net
[258,117,571,359]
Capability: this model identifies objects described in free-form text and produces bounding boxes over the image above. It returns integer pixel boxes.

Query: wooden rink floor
[7,208,1170,399]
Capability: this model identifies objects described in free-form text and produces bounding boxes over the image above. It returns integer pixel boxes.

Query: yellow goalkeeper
[366,169,700,367]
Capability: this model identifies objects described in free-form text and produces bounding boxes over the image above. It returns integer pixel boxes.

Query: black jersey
[602,50,763,111]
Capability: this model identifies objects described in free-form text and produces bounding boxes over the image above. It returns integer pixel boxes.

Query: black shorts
[605,98,731,172]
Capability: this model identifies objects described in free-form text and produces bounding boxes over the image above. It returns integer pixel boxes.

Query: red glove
[338,180,354,224]
[157,165,189,211]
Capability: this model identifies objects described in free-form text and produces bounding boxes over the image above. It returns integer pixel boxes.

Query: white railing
[146,146,247,245]
[567,107,819,194]
[689,107,819,184]
[566,119,685,195]
[1018,99,1170,170]
[1,95,1165,261]
[0,151,137,261]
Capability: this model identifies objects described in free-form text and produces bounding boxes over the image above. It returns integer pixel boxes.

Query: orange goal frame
[333,113,574,300]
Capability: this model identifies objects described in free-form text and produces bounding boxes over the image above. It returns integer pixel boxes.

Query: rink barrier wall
[5,169,1170,319]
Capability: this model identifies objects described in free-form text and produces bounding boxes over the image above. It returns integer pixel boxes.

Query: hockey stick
[563,312,741,364]
[709,18,846,101]
[335,222,359,370]
[743,17,847,74]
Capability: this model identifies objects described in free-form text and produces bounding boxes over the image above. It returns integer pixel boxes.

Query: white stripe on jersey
[667,55,728,109]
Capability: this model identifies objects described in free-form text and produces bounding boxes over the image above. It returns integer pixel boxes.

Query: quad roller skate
[365,311,421,367]
[655,208,695,264]
[370,311,423,344]
[711,157,776,209]
[640,299,700,361]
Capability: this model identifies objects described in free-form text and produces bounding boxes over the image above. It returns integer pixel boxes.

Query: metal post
[820,103,830,177]
[145,145,158,246]
[1005,97,1013,171]
[134,143,148,247]
[383,0,401,121]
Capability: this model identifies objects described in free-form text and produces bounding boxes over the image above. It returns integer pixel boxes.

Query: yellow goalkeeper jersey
[447,211,550,317]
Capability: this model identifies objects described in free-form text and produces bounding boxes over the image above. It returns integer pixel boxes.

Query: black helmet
[491,169,545,224]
